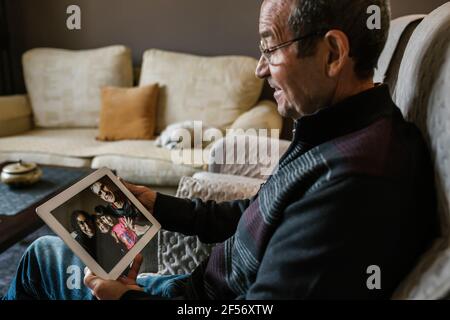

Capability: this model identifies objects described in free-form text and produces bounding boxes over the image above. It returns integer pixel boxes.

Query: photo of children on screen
[51,176,153,273]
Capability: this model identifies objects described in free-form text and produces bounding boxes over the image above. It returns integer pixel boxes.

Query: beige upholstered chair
[391,2,450,300]
[374,14,426,96]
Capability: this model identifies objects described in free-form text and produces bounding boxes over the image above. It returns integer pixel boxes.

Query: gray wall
[390,0,449,17]
[6,0,262,93]
[5,0,449,93]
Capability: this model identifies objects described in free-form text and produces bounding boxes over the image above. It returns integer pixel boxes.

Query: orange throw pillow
[97,84,159,141]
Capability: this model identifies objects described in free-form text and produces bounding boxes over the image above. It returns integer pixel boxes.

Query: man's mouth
[273,87,283,100]
[268,81,279,91]
[274,91,283,101]
[269,82,282,94]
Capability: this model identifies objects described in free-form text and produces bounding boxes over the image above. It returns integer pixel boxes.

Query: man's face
[92,182,116,204]
[256,0,333,119]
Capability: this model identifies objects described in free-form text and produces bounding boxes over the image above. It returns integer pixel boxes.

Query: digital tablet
[36,167,161,280]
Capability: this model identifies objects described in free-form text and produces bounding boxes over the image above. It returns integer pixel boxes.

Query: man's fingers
[119,178,145,195]
[118,275,134,286]
[83,267,99,289]
[127,254,143,280]
[83,267,111,299]
[84,266,93,278]
[120,179,136,191]
[119,177,138,190]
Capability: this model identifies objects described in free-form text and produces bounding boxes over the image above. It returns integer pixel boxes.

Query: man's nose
[255,55,270,79]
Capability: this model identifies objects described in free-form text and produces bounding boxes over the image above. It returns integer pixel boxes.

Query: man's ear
[323,30,350,78]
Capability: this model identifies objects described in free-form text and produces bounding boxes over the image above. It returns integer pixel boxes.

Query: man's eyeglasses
[259,31,326,65]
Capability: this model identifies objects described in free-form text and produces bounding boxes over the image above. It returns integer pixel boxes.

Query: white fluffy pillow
[156,121,222,150]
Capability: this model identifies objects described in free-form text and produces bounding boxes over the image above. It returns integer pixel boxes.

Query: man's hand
[84,254,144,300]
[120,179,157,213]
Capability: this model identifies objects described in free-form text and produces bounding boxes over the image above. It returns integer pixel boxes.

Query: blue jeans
[2,236,190,300]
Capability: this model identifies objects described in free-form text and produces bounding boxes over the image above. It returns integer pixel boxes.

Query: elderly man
[3,0,437,300]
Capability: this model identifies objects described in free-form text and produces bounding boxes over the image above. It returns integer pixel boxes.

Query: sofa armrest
[229,100,282,138]
[207,134,291,180]
[0,95,33,137]
[158,174,262,275]
[180,172,263,200]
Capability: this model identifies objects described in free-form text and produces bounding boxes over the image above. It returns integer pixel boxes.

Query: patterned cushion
[193,172,265,186]
[91,156,201,187]
[139,49,263,133]
[208,134,291,180]
[157,175,262,275]
[23,46,133,128]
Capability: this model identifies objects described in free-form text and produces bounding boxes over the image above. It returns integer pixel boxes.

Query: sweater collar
[292,84,396,146]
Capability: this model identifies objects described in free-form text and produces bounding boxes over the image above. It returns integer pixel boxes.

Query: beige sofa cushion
[229,100,282,137]
[0,128,204,186]
[23,46,133,128]
[139,49,263,133]
[0,152,92,168]
[91,156,200,187]
[0,128,172,160]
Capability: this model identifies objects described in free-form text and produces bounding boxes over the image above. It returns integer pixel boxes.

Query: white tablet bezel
[36,167,161,280]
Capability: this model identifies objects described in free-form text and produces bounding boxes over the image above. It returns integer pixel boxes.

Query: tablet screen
[50,175,153,273]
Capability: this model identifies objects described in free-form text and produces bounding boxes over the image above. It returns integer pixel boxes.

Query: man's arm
[118,176,398,301]
[122,180,252,244]
[154,193,252,244]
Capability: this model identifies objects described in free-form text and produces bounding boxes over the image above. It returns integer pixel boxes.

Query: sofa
[156,3,450,299]
[0,47,283,190]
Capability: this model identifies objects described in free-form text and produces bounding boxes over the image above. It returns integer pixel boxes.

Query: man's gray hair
[288,0,391,79]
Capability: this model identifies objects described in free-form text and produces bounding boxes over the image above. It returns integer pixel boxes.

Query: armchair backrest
[375,15,425,96]
[391,2,450,299]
